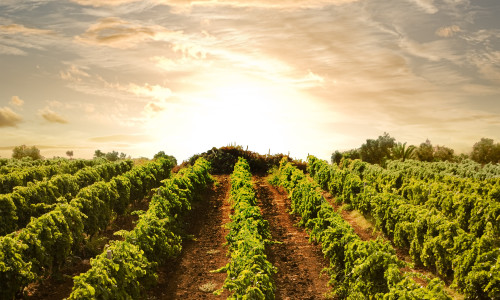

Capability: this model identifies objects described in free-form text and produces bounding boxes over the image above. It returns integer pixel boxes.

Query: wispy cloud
[74,17,181,49]
[0,107,22,127]
[38,107,69,124]
[70,0,140,7]
[408,0,438,14]
[60,65,90,82]
[436,25,461,37]
[0,24,54,35]
[399,37,462,63]
[71,0,360,9]
[0,23,59,56]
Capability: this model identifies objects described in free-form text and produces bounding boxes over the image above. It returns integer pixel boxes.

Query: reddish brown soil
[147,174,231,299]
[254,176,331,299]
[320,191,380,242]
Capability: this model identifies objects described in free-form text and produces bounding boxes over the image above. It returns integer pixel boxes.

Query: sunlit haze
[1,0,499,162]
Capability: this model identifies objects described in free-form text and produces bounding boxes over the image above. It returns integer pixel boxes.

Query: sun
[145,72,322,160]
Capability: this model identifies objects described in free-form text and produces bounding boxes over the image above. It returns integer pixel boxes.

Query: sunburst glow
[0,0,499,161]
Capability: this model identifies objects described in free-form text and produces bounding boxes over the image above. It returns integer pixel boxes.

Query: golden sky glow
[1,0,499,161]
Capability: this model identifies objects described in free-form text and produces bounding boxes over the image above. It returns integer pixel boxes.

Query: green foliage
[153,151,177,166]
[68,157,213,299]
[307,155,500,299]
[275,158,451,299]
[0,157,176,299]
[215,157,276,299]
[0,237,35,299]
[12,145,43,160]
[359,132,396,165]
[69,241,157,300]
[187,146,306,175]
[392,142,416,162]
[415,139,435,162]
[331,149,361,165]
[471,137,500,164]
[0,160,134,235]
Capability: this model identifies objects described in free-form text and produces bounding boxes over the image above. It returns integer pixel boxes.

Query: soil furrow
[253,176,330,300]
[147,174,231,299]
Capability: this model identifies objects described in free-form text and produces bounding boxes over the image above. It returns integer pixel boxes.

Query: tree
[66,150,74,160]
[12,145,43,160]
[94,150,105,159]
[470,138,500,164]
[105,151,119,161]
[153,151,177,165]
[415,139,434,162]
[433,145,454,162]
[331,149,360,165]
[359,132,395,165]
[392,142,416,162]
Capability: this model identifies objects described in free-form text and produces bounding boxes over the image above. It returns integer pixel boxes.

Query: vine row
[308,156,499,299]
[68,157,213,299]
[271,158,451,299]
[214,157,276,299]
[0,157,173,299]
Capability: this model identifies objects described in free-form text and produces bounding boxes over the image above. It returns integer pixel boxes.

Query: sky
[0,0,499,162]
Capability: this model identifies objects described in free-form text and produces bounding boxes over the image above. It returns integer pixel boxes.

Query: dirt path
[253,176,330,300]
[147,174,231,299]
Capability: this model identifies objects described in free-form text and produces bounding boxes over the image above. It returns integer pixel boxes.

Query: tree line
[332,133,500,165]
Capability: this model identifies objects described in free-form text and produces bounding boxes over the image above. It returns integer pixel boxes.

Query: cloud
[436,25,461,37]
[60,65,91,82]
[462,30,500,83]
[70,0,139,6]
[71,0,359,8]
[0,107,22,127]
[10,96,24,106]
[408,0,438,14]
[124,83,173,100]
[38,107,68,124]
[143,100,169,118]
[399,37,462,63]
[0,44,27,55]
[75,17,181,49]
[0,24,54,35]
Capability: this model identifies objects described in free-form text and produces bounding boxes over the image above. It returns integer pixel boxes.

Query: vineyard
[0,147,499,299]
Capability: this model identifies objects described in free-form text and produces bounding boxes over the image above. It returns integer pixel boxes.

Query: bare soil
[147,174,231,299]
[253,176,331,300]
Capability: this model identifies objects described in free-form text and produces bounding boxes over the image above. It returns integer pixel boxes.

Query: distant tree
[470,138,500,164]
[331,149,360,165]
[94,149,105,159]
[105,151,119,162]
[119,152,127,160]
[12,145,43,160]
[331,151,342,165]
[433,145,455,162]
[415,139,434,162]
[359,132,395,165]
[455,153,470,162]
[153,151,177,165]
[392,142,416,162]
[66,150,74,160]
